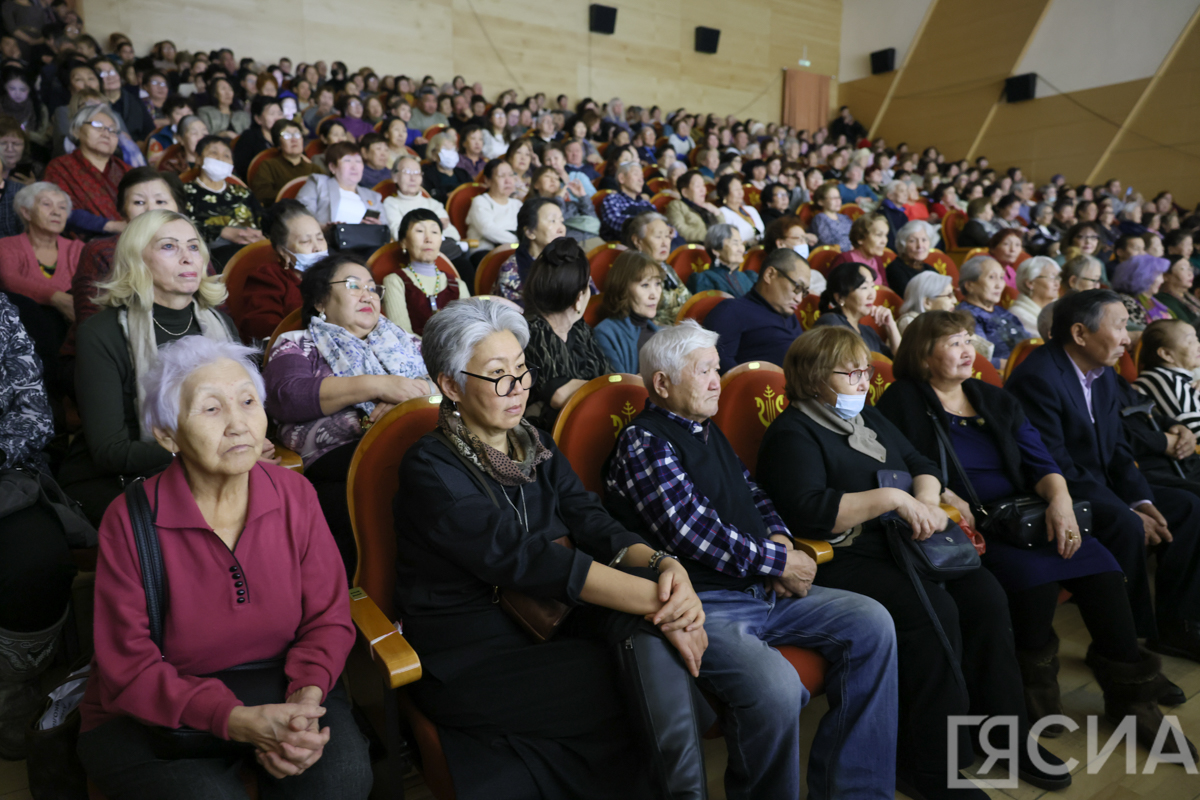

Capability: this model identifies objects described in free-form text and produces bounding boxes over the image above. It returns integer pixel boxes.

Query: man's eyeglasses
[398,169,422,176]
[461,368,538,397]
[1075,275,1101,287]
[279,131,303,141]
[773,268,809,296]
[330,278,384,298]
[85,120,119,136]
[832,367,875,385]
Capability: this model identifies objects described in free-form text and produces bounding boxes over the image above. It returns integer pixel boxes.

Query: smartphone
[364,209,381,221]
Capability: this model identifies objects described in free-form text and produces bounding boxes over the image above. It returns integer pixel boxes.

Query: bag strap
[125,479,167,654]
[431,430,499,509]
[925,407,986,520]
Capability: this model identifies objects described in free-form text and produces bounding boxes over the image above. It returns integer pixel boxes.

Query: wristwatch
[648,550,680,571]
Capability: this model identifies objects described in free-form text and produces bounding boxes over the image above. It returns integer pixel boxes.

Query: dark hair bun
[540,236,584,268]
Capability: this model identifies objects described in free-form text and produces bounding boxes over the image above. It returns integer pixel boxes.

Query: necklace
[501,484,529,532]
[404,267,446,312]
[153,309,195,336]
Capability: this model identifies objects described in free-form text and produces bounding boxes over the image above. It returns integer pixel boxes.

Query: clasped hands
[227,685,330,779]
[647,559,708,677]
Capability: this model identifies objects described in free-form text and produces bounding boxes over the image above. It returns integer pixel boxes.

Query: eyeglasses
[461,367,538,397]
[1075,275,1101,287]
[148,79,168,88]
[98,70,118,79]
[398,169,421,176]
[329,278,384,298]
[279,131,302,140]
[85,120,119,136]
[773,268,808,296]
[934,291,956,301]
[832,367,875,385]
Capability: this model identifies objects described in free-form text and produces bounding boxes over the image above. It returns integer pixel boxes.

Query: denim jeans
[697,583,898,800]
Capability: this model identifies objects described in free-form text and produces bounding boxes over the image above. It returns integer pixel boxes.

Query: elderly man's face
[653,346,722,423]
[759,260,810,317]
[1071,302,1130,369]
[155,359,267,477]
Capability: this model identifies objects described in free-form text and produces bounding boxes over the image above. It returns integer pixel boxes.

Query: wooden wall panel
[79,0,841,122]
[836,72,894,131]
[971,79,1147,188]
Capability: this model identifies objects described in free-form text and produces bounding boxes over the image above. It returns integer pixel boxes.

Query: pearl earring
[319,311,327,321]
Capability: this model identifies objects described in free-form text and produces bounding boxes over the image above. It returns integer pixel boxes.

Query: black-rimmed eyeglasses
[461,368,538,397]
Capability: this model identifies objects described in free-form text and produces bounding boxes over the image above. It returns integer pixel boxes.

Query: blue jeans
[698,583,898,800]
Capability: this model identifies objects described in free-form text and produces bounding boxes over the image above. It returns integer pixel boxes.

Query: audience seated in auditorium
[44,103,130,238]
[77,336,372,798]
[594,251,662,373]
[420,130,471,204]
[1007,290,1200,662]
[156,114,208,175]
[685,223,749,298]
[713,173,764,248]
[505,138,536,200]
[810,180,853,252]
[988,229,1024,290]
[1113,254,1172,333]
[394,298,710,799]
[249,117,319,206]
[381,209,468,335]
[599,159,654,242]
[232,94,282,179]
[520,238,613,430]
[1008,256,1062,339]
[877,311,1193,760]
[526,164,599,245]
[704,247,808,373]
[237,200,327,342]
[59,211,239,524]
[830,213,890,285]
[356,132,392,189]
[1108,233,1145,282]
[183,135,264,267]
[956,255,1027,368]
[1061,252,1104,294]
[757,325,1068,798]
[0,182,82,325]
[814,262,900,358]
[1155,252,1200,324]
[263,253,432,572]
[666,168,721,244]
[958,197,999,248]
[623,211,691,325]
[195,75,250,140]
[466,157,521,257]
[1135,320,1200,440]
[296,141,388,233]
[605,320,900,800]
[884,220,936,297]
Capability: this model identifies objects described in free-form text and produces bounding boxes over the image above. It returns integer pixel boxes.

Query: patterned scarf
[795,396,888,462]
[436,398,551,486]
[308,314,427,416]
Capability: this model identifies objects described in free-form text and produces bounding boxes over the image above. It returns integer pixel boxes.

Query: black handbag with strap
[125,479,288,759]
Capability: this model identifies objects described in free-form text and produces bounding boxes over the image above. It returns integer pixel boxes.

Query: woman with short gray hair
[44,102,132,237]
[956,255,1028,368]
[884,219,936,296]
[1009,256,1061,338]
[624,210,692,325]
[78,335,372,799]
[689,222,754,296]
[393,296,712,798]
[0,182,82,323]
[895,271,955,334]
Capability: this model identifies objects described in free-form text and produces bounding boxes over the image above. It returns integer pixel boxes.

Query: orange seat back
[808,245,841,277]
[373,179,398,199]
[797,203,815,227]
[941,210,967,251]
[972,352,1003,387]
[711,362,788,480]
[423,124,446,139]
[675,290,730,324]
[366,243,459,285]
[304,139,324,158]
[926,249,960,285]
[795,294,822,330]
[867,355,895,406]
[246,147,279,185]
[583,294,606,327]
[346,395,444,618]
[740,246,765,274]
[963,246,990,262]
[646,177,670,195]
[666,244,711,285]
[263,308,303,364]
[1003,338,1043,382]
[275,176,309,203]
[591,188,612,215]
[841,203,864,221]
[475,243,518,296]
[650,192,672,212]
[999,284,1018,309]
[587,242,627,290]
[874,286,902,315]
[1118,350,1138,382]
[221,240,278,332]
[743,184,761,207]
[446,182,484,238]
[552,374,648,495]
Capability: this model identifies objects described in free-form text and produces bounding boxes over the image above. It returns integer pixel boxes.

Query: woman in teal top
[594,251,661,373]
[687,223,754,297]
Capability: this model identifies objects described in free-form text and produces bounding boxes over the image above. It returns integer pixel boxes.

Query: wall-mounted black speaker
[870,48,895,75]
[1005,73,1037,102]
[695,26,720,54]
[589,4,617,35]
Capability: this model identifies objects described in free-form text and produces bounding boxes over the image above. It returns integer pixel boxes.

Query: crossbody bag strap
[431,430,499,509]
[925,407,985,517]
[125,478,167,655]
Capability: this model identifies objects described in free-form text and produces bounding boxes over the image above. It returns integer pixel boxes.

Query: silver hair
[704,223,738,261]
[958,255,998,286]
[1062,253,1103,284]
[420,298,530,392]
[894,220,934,252]
[69,102,119,143]
[626,211,670,243]
[140,337,265,436]
[14,181,72,218]
[639,320,720,388]
[175,114,206,140]
[884,180,907,199]
[616,160,641,176]
[1015,256,1060,297]
[898,271,953,316]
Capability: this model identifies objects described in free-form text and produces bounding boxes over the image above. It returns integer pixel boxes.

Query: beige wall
[79,0,841,123]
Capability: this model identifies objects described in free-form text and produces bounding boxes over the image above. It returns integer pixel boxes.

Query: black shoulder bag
[125,479,289,759]
[925,409,1092,549]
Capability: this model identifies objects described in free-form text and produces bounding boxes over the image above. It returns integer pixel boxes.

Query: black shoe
[1017,741,1072,791]
[1147,619,1200,663]
[896,769,989,800]
[1152,673,1187,707]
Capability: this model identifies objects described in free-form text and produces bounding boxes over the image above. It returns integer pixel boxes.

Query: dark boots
[616,626,710,800]
[0,609,67,760]
[1085,645,1198,764]
[1015,632,1066,738]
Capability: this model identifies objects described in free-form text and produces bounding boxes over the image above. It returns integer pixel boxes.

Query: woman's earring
[319,311,327,321]
[451,399,461,418]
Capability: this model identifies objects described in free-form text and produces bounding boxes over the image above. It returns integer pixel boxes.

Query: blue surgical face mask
[287,248,327,272]
[831,392,866,420]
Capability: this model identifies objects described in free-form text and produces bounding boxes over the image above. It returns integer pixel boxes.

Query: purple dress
[946,412,1121,592]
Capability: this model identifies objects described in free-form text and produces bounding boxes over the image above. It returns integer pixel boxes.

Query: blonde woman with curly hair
[59,210,240,523]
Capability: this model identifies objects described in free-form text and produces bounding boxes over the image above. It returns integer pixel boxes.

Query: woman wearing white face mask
[420,130,471,205]
[237,200,329,341]
[182,136,265,269]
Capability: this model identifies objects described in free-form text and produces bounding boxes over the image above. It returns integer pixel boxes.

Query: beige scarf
[795,396,888,462]
[119,302,234,441]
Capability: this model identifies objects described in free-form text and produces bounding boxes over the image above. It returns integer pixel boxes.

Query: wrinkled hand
[368,401,396,424]
[1135,503,1172,546]
[375,375,431,405]
[662,626,708,678]
[771,549,816,598]
[1046,496,1081,559]
[228,702,329,778]
[648,561,704,632]
[1167,424,1196,460]
[896,495,948,541]
[221,226,264,245]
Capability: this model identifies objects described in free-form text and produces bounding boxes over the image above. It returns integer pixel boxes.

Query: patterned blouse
[654,261,691,327]
[957,301,1028,367]
[0,294,54,469]
[523,315,613,431]
[496,251,599,309]
[183,180,264,243]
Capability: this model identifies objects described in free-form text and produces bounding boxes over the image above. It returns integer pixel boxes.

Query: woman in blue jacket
[594,251,662,373]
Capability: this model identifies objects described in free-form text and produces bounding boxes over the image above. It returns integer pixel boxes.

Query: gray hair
[894,220,933,252]
[421,298,530,392]
[959,255,998,286]
[704,223,738,261]
[1015,255,1059,296]
[1062,253,1102,285]
[1032,202,1052,220]
[175,114,206,140]
[14,181,72,218]
[639,320,719,388]
[884,180,907,199]
[69,102,118,143]
[616,160,641,176]
[140,337,265,436]
[898,271,953,316]
[625,211,670,245]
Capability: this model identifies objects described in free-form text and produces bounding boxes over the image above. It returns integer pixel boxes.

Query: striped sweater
[1134,366,1200,436]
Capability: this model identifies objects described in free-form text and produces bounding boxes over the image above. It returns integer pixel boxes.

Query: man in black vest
[605,321,900,800]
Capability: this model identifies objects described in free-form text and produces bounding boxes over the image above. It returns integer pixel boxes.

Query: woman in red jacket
[238,200,328,342]
[77,335,370,799]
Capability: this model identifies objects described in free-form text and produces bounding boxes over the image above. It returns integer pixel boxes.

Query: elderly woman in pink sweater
[0,182,84,321]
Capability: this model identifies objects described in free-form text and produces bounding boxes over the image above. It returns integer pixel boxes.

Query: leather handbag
[332,223,389,252]
[431,431,573,642]
[125,480,289,759]
[926,409,1093,549]
[876,469,980,580]
[0,466,98,548]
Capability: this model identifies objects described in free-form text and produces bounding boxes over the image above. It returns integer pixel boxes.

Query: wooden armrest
[276,446,304,472]
[466,238,479,248]
[793,538,833,565]
[349,588,422,689]
[941,503,962,524]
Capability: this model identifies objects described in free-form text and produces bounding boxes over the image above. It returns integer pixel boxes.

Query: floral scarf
[308,314,426,415]
[437,398,551,486]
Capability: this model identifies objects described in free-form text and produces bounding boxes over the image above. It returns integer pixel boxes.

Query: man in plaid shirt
[605,321,898,800]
